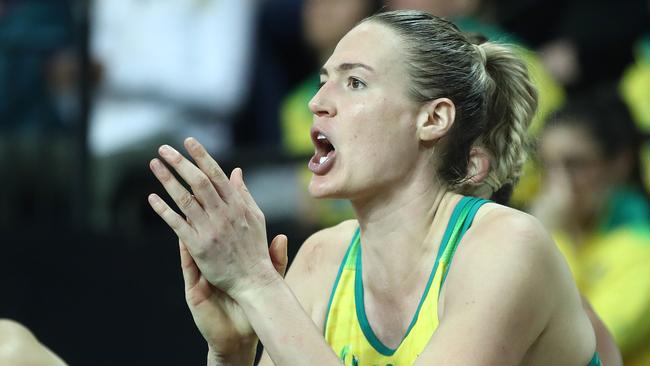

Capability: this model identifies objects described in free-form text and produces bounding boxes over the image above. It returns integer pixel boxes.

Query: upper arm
[414,212,557,366]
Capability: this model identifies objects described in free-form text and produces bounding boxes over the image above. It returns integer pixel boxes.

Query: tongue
[308,150,336,175]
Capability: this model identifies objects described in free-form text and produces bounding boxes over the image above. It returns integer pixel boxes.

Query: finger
[230,167,260,211]
[179,240,201,290]
[269,234,288,277]
[157,144,224,212]
[183,137,237,205]
[147,193,194,238]
[150,158,208,223]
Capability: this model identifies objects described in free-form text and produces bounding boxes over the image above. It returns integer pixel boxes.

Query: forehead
[541,124,601,158]
[323,21,405,74]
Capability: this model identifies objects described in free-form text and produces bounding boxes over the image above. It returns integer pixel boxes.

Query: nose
[308,85,336,118]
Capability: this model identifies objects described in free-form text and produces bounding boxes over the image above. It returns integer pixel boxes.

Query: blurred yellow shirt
[554,226,650,365]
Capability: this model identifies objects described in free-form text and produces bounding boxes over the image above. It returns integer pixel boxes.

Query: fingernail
[148,194,161,205]
[187,138,200,151]
[159,145,175,157]
[151,159,162,172]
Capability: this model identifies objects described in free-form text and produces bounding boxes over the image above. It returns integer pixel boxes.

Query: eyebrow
[319,62,375,76]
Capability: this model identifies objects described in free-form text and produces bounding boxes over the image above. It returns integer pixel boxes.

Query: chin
[308,177,347,199]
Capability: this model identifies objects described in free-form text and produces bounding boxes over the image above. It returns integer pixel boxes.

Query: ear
[417,97,456,142]
[466,145,491,185]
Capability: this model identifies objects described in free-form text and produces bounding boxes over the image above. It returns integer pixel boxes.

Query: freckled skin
[308,22,425,202]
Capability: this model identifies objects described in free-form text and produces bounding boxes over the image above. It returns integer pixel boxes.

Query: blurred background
[0,0,649,364]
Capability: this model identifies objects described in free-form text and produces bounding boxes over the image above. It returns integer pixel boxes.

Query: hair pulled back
[364,10,538,201]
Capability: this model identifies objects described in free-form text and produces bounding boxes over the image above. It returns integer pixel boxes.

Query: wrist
[207,340,257,366]
[229,263,283,305]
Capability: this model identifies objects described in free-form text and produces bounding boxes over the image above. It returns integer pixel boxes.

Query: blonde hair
[365,10,538,201]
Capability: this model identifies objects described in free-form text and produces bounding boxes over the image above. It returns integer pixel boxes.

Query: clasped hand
[147,137,282,300]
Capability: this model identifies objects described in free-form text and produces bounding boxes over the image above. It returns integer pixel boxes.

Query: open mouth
[308,129,336,175]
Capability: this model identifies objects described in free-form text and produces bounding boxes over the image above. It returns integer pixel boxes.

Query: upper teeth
[317,133,327,140]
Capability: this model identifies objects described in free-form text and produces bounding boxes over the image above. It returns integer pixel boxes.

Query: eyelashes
[347,77,366,89]
[317,77,367,90]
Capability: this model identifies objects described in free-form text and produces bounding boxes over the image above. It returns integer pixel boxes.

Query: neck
[350,176,459,293]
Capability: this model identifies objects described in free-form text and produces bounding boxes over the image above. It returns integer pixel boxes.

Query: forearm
[206,342,257,366]
[234,277,341,366]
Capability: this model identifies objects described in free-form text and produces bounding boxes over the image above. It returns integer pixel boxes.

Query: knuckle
[249,205,264,220]
[178,193,195,210]
[195,176,212,190]
[256,210,265,222]
[169,153,184,165]
[193,244,209,259]
[156,167,172,181]
[227,212,243,226]
[170,217,184,231]
[206,166,223,181]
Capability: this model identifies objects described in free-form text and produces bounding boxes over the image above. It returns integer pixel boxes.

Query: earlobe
[466,146,491,185]
[418,98,456,142]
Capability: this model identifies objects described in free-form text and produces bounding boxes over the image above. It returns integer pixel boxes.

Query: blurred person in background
[89,0,256,230]
[0,0,76,229]
[530,89,650,366]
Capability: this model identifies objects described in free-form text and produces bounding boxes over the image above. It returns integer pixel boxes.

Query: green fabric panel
[323,228,360,335]
[440,198,490,287]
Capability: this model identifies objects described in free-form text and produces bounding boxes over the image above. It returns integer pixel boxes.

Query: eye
[318,80,326,90]
[347,77,366,90]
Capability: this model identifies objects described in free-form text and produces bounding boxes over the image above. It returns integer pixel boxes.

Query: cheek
[339,92,418,171]
[348,102,413,152]
[572,169,609,205]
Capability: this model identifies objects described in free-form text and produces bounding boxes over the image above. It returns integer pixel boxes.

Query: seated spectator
[530,90,650,366]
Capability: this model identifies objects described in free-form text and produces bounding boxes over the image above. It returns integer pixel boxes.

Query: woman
[148,10,601,365]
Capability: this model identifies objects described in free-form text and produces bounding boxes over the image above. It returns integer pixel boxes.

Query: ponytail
[468,42,538,201]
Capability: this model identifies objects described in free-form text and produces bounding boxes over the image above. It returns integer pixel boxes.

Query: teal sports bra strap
[440,197,490,287]
[587,352,602,366]
[432,196,476,268]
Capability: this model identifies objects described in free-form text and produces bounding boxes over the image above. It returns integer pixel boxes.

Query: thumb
[269,234,289,277]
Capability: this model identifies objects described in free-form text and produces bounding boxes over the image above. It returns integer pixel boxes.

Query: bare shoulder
[461,203,571,292]
[441,203,568,322]
[283,219,358,322]
[288,219,358,277]
[416,203,595,364]
[465,203,560,267]
[424,204,583,364]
